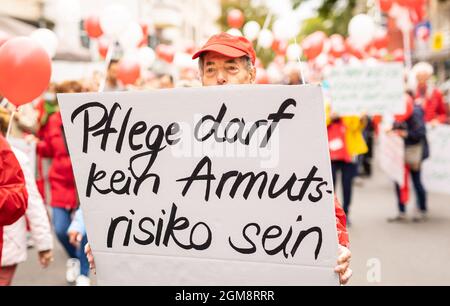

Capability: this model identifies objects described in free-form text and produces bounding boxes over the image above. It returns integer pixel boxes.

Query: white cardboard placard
[59,84,339,285]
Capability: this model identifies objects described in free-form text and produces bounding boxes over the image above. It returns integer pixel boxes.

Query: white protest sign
[378,131,405,186]
[423,124,450,195]
[8,137,37,174]
[58,84,339,285]
[327,62,405,115]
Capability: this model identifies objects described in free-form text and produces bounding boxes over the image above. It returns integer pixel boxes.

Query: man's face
[201,52,255,86]
[108,63,119,83]
[416,71,430,86]
[288,70,300,85]
[159,75,174,89]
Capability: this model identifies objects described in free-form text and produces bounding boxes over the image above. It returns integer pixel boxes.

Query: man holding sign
[80,33,351,285]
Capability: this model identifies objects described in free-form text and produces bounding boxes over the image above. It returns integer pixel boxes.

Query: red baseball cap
[192,32,256,65]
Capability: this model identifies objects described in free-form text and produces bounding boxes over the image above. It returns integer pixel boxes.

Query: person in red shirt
[412,62,448,124]
[0,133,28,263]
[85,33,352,284]
[36,81,90,284]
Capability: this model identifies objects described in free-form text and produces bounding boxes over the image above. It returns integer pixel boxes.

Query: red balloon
[98,37,110,58]
[396,0,420,8]
[84,15,103,39]
[372,30,389,49]
[255,68,269,84]
[302,31,326,60]
[227,9,244,28]
[378,0,393,12]
[272,39,288,56]
[0,30,11,48]
[138,22,149,47]
[156,44,175,63]
[345,37,366,59]
[410,0,426,23]
[140,23,148,35]
[329,34,345,57]
[0,37,51,107]
[392,48,404,62]
[118,58,140,85]
[184,41,196,55]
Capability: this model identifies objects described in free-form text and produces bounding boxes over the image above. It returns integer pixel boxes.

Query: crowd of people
[0,30,448,286]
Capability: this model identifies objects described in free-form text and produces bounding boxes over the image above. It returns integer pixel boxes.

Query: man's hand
[430,119,440,127]
[85,243,96,274]
[38,250,53,268]
[330,112,340,121]
[335,245,352,285]
[24,134,39,144]
[395,130,408,138]
[68,230,82,248]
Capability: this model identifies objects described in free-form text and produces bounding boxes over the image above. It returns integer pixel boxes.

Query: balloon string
[6,108,16,140]
[256,12,273,51]
[99,41,115,92]
[294,36,306,85]
[262,11,272,31]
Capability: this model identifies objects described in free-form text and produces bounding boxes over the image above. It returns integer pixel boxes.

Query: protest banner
[378,130,405,186]
[58,84,339,285]
[327,62,405,115]
[423,124,450,195]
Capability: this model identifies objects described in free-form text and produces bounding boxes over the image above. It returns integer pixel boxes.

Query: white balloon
[267,63,283,84]
[243,21,261,41]
[272,16,299,40]
[30,28,58,58]
[138,47,156,69]
[100,4,132,37]
[174,52,196,69]
[315,53,328,69]
[226,28,243,37]
[348,14,375,48]
[286,43,302,61]
[119,22,143,50]
[257,29,274,49]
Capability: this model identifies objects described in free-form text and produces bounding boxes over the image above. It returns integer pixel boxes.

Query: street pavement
[11,163,450,286]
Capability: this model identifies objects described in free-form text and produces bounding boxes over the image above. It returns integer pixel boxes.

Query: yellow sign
[432,32,444,51]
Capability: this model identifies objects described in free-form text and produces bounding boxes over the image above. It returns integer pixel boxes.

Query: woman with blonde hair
[412,62,447,124]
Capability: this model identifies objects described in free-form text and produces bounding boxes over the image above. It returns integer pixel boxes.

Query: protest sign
[58,84,339,285]
[378,131,405,186]
[327,62,405,115]
[423,124,450,195]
